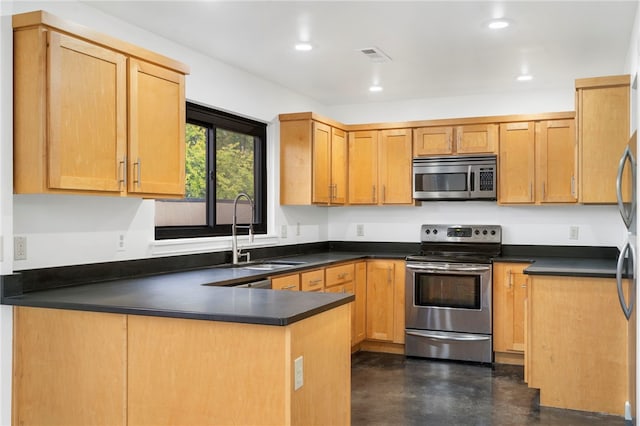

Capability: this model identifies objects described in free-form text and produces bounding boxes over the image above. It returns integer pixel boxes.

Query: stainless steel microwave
[412,154,497,201]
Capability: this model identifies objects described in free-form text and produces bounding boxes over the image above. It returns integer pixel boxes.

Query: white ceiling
[84,1,639,106]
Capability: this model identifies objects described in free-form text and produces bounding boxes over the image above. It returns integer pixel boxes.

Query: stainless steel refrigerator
[616,129,637,422]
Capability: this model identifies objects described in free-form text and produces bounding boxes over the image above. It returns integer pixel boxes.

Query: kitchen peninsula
[3,259,355,426]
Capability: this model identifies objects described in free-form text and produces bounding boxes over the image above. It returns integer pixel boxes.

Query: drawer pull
[282,285,297,290]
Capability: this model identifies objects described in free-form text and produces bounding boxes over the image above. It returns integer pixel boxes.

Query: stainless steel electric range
[405,224,502,363]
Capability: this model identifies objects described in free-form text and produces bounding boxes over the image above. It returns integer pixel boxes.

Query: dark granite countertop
[2,251,377,326]
[1,244,623,326]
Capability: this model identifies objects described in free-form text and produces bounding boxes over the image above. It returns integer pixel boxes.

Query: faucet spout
[232,192,255,264]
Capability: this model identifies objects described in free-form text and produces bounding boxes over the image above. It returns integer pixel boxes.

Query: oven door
[405,262,492,335]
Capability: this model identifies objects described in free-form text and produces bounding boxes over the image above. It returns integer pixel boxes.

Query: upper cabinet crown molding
[13,10,190,75]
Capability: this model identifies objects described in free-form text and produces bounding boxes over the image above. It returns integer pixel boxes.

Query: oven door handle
[406,330,491,342]
[406,263,490,272]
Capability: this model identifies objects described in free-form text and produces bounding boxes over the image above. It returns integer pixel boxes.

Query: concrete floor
[351,351,628,426]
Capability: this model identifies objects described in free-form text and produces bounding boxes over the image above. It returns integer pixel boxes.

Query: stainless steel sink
[239,263,295,271]
[237,260,309,271]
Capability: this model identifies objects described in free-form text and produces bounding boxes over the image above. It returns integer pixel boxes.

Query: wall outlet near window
[281,225,287,239]
[14,236,27,261]
[569,226,579,240]
[356,224,365,237]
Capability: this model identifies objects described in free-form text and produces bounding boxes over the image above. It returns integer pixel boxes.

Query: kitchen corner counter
[495,245,621,279]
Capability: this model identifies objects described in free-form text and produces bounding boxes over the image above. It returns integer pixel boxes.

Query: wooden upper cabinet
[536,119,577,203]
[46,31,127,194]
[348,130,379,204]
[128,59,185,197]
[13,12,189,198]
[577,75,630,204]
[499,119,577,205]
[499,122,536,204]
[414,124,497,156]
[378,129,413,204]
[280,117,346,205]
[413,126,453,155]
[348,129,413,205]
[456,124,498,154]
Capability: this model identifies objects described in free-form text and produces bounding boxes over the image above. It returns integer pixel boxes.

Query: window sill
[151,234,280,257]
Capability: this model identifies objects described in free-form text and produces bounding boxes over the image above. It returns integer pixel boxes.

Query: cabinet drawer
[301,269,325,292]
[271,274,300,291]
[326,263,355,287]
[324,284,345,293]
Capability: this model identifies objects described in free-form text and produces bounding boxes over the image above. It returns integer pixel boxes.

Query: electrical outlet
[296,222,301,236]
[117,233,126,252]
[14,236,27,261]
[294,356,303,390]
[569,226,579,240]
[356,224,364,237]
[281,225,287,238]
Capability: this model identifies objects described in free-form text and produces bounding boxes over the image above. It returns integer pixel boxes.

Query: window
[155,101,267,239]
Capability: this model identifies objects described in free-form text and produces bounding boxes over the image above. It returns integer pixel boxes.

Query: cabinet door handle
[529,182,533,202]
[570,175,576,199]
[333,184,337,200]
[382,185,386,203]
[118,156,127,190]
[542,181,546,200]
[507,269,512,288]
[372,185,376,203]
[387,267,392,283]
[133,158,142,187]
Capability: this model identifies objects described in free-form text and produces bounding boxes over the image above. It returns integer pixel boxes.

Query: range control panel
[420,224,502,244]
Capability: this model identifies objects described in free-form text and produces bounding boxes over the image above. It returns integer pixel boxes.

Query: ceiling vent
[358,47,392,63]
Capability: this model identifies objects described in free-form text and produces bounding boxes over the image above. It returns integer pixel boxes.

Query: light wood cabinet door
[366,260,395,341]
[536,119,577,203]
[348,130,379,204]
[353,261,367,345]
[47,31,127,193]
[379,129,413,204]
[331,127,348,204]
[365,260,405,343]
[271,273,300,291]
[499,122,536,204]
[456,124,498,154]
[128,59,185,197]
[493,262,530,358]
[577,75,630,203]
[13,307,127,426]
[312,121,332,204]
[413,126,453,155]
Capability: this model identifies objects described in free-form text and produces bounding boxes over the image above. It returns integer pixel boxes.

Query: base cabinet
[493,262,530,365]
[13,305,351,426]
[365,260,405,344]
[527,276,629,415]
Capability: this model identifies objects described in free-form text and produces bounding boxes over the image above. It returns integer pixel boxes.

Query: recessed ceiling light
[294,42,313,51]
[517,74,533,81]
[369,85,383,92]
[488,19,510,30]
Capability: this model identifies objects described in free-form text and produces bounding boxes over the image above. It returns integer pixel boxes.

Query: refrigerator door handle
[616,145,637,229]
[616,240,636,320]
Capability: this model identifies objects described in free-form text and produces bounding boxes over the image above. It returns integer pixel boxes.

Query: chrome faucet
[232,192,254,264]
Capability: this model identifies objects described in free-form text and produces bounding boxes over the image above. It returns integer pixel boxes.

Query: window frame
[155,101,267,240]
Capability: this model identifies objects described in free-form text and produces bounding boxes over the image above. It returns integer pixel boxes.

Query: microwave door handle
[467,165,472,197]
